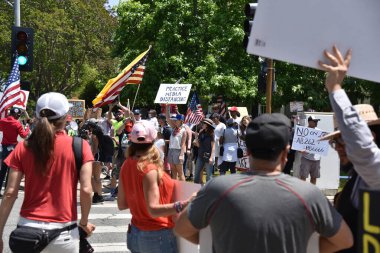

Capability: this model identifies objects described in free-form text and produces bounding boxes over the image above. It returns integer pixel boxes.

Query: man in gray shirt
[175,113,353,253]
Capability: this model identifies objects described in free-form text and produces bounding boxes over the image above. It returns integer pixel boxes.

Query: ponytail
[25,109,66,175]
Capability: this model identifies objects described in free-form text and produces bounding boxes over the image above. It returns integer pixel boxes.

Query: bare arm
[209,140,215,165]
[179,128,187,158]
[143,170,190,218]
[185,126,192,152]
[165,105,176,128]
[107,104,114,124]
[0,169,23,240]
[174,206,200,244]
[319,219,353,253]
[117,175,128,210]
[118,102,132,119]
[79,161,96,235]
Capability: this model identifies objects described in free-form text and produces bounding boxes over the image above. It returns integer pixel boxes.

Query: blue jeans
[127,224,178,253]
[194,156,213,184]
[0,145,15,193]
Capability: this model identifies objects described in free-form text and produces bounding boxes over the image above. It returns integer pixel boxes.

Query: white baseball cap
[36,92,72,120]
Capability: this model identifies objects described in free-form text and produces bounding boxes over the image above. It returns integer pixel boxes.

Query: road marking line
[93,226,128,233]
[91,243,130,252]
[78,213,132,219]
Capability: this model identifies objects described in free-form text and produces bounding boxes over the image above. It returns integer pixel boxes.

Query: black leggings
[219,161,236,175]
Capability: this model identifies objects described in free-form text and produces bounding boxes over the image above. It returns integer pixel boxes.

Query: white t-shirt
[169,126,186,149]
[154,139,165,161]
[214,123,226,158]
[149,117,160,131]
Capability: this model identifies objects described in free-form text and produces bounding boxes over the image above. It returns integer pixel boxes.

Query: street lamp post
[14,0,20,26]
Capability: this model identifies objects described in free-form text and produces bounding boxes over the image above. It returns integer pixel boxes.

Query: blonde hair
[126,143,164,181]
[25,109,66,175]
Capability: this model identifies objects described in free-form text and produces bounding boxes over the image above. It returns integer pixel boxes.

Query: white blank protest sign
[154,84,192,104]
[247,0,380,83]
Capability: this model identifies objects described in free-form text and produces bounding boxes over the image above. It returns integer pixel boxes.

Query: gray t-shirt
[188,173,342,253]
[223,127,237,144]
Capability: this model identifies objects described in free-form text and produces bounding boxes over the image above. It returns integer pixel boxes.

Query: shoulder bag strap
[236,128,240,148]
[72,136,83,177]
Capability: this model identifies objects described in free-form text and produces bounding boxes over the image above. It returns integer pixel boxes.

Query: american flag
[185,92,204,125]
[126,65,145,85]
[92,47,151,108]
[0,57,21,118]
[217,95,227,117]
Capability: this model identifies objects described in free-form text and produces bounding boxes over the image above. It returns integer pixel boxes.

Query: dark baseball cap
[133,109,141,115]
[246,113,291,159]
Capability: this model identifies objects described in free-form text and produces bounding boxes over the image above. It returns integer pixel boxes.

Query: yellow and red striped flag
[92,46,151,108]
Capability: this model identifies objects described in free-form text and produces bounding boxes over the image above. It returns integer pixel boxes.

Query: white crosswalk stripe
[80,189,132,253]
[91,243,127,252]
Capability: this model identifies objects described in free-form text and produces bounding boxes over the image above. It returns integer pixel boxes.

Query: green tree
[0,0,117,107]
[114,0,260,109]
[114,0,379,114]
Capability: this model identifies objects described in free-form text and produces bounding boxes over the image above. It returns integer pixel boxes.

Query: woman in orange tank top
[117,121,193,253]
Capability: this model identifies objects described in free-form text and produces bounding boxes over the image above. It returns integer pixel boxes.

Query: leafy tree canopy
[0,0,117,109]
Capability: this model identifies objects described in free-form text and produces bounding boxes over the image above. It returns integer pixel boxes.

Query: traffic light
[11,26,34,72]
[20,81,30,91]
[243,2,257,49]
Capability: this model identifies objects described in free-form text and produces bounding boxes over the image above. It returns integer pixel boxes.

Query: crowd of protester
[0,45,376,252]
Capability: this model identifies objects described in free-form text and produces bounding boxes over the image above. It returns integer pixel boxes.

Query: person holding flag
[0,108,30,196]
[0,57,29,197]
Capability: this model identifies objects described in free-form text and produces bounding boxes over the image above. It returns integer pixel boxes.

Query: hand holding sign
[291,125,329,156]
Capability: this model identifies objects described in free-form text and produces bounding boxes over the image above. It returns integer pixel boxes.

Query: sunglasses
[329,137,345,149]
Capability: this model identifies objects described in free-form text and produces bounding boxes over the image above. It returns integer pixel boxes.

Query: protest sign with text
[247,0,380,83]
[68,99,85,119]
[291,125,329,156]
[154,84,192,104]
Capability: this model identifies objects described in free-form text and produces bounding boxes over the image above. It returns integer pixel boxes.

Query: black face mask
[340,162,354,174]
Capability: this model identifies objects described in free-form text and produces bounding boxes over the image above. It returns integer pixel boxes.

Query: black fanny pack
[9,223,77,253]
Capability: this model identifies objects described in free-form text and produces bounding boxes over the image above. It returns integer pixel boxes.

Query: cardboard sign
[68,99,85,119]
[359,189,380,253]
[247,0,380,83]
[85,108,102,120]
[13,90,29,110]
[291,125,329,156]
[154,84,192,104]
[236,139,250,171]
[173,180,201,253]
[290,101,304,112]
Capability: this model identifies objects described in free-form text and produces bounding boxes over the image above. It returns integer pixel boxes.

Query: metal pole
[265,58,273,113]
[14,0,20,26]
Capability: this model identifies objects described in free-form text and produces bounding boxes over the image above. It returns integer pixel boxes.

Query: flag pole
[131,84,141,111]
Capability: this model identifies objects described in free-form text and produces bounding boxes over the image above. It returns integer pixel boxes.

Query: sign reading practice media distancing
[291,125,329,156]
[154,84,192,104]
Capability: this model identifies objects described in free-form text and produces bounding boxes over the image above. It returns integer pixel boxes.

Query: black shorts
[95,152,113,163]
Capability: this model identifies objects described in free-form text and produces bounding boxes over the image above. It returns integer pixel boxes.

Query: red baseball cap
[229,106,238,112]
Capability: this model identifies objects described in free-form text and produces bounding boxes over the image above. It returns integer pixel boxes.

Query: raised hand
[318,45,352,93]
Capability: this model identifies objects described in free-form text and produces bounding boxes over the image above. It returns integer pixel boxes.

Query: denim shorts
[127,224,178,253]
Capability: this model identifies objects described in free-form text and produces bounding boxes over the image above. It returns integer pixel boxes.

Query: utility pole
[265,58,273,113]
[14,0,20,26]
